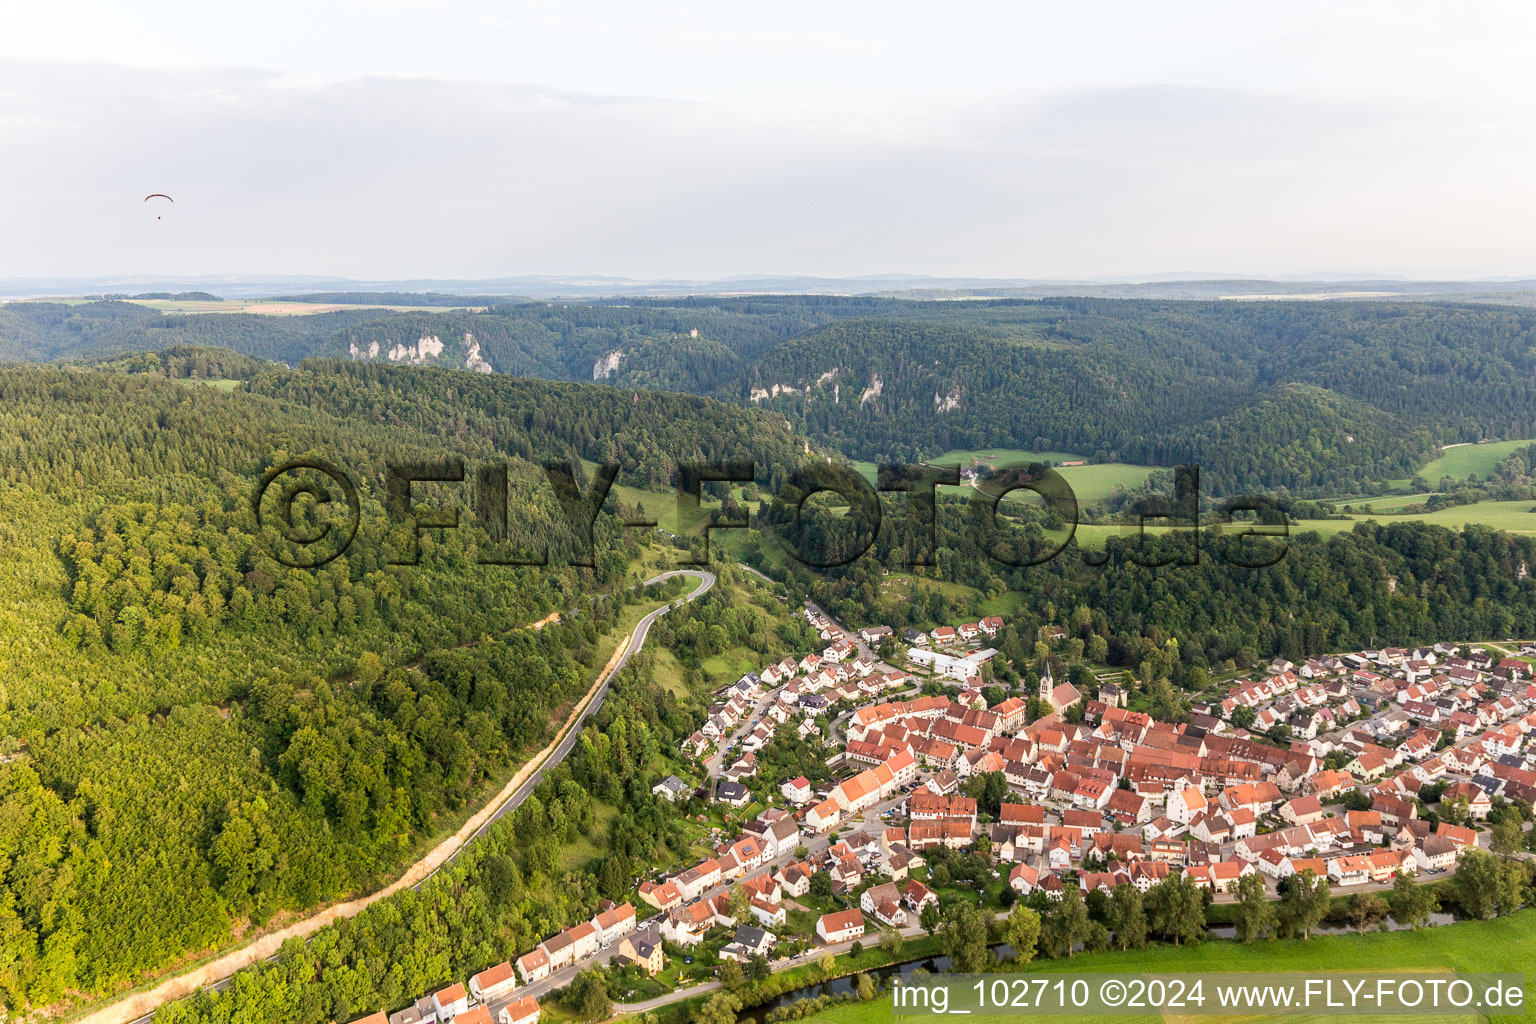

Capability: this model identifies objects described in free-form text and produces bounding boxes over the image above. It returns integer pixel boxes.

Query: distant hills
[8,273,1536,301]
[5,293,1536,496]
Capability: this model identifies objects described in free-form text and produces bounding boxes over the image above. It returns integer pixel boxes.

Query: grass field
[798,910,1536,1024]
[1417,439,1536,483]
[1331,500,1536,537]
[933,451,1155,503]
[1333,492,1438,512]
[851,450,1155,505]
[1052,500,1536,549]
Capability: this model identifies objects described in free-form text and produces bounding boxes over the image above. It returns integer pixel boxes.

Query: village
[358,605,1536,1024]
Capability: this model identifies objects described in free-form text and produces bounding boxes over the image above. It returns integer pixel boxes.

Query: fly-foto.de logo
[251,458,1290,570]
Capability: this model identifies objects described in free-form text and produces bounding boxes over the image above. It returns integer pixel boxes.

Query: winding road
[109,570,715,1024]
[437,569,716,875]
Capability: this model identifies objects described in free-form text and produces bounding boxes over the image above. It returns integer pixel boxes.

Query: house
[775,860,816,898]
[674,859,722,900]
[816,909,866,945]
[432,984,470,1022]
[1278,795,1325,826]
[721,924,777,963]
[806,798,842,833]
[349,1015,388,1024]
[637,879,681,911]
[749,895,787,928]
[781,776,813,805]
[662,897,726,946]
[1008,862,1041,895]
[860,882,907,924]
[469,962,517,1004]
[454,1011,491,1024]
[902,879,938,912]
[715,781,751,807]
[499,997,541,1024]
[653,775,689,802]
[930,626,958,644]
[1167,787,1208,826]
[1412,835,1459,873]
[1441,781,1493,819]
[566,921,599,961]
[515,949,550,985]
[616,934,665,976]
[390,1003,440,1024]
[594,903,637,944]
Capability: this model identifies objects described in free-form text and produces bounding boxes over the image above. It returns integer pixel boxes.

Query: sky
[2,0,1534,281]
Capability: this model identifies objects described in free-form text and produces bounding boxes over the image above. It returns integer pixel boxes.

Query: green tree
[1043,885,1089,958]
[1233,873,1275,943]
[1387,875,1438,929]
[1106,883,1147,951]
[1490,815,1522,859]
[1456,849,1504,920]
[940,903,992,972]
[1279,870,1331,939]
[571,970,611,1022]
[1146,874,1205,946]
[920,902,941,936]
[1003,904,1042,963]
[1497,859,1527,917]
[1347,892,1387,934]
[692,992,742,1024]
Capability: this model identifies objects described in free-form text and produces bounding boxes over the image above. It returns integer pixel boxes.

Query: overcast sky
[3,1,1534,281]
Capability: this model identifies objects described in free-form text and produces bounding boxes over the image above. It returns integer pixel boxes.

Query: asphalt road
[126,570,714,1024]
[436,569,716,876]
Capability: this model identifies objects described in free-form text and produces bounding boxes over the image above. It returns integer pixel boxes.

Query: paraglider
[145,194,173,219]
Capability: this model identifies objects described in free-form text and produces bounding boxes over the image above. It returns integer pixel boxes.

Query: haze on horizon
[3,0,1534,282]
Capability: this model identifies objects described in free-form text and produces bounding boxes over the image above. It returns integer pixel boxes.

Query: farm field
[936,450,1154,503]
[1055,500,1536,549]
[1333,500,1536,537]
[1332,492,1438,511]
[798,910,1536,1024]
[1418,439,1536,483]
[851,449,1155,504]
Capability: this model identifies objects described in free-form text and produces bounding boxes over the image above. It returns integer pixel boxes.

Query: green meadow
[797,910,1535,1024]
[1418,439,1536,483]
[851,449,1155,505]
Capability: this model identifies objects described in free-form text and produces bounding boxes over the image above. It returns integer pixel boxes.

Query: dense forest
[0,356,809,1012]
[754,487,1536,684]
[6,296,1536,495]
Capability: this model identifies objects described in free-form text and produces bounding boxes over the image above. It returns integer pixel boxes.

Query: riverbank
[775,910,1535,1024]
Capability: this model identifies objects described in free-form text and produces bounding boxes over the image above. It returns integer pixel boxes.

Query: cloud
[2,56,1534,280]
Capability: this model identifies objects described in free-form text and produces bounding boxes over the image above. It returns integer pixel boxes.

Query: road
[443,569,716,871]
[118,570,714,1024]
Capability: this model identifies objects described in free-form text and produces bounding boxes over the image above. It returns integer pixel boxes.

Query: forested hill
[6,296,1536,494]
[0,358,806,1013]
[729,300,1536,494]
